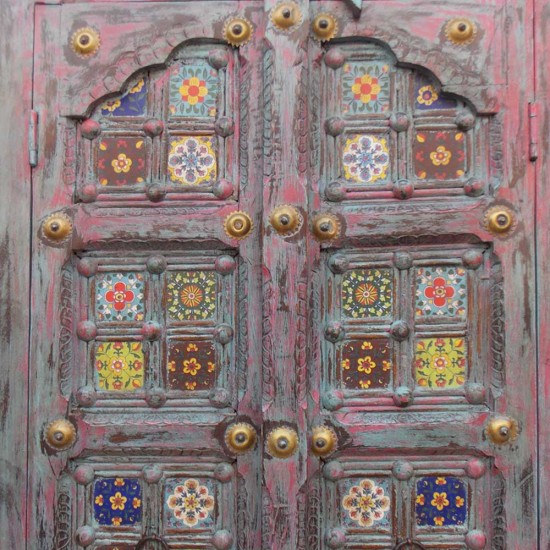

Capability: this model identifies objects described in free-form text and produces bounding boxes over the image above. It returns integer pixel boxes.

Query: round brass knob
[484,205,516,235]
[311,213,341,242]
[41,212,73,244]
[444,18,477,46]
[71,27,101,57]
[224,211,253,240]
[225,422,257,453]
[271,2,303,30]
[485,415,519,445]
[269,205,303,237]
[223,17,253,47]
[310,426,337,457]
[266,426,298,458]
[44,418,77,451]
[312,13,339,42]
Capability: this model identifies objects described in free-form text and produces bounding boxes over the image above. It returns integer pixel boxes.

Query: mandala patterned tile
[341,478,391,530]
[96,272,145,323]
[167,136,217,185]
[416,476,467,527]
[414,74,457,111]
[94,341,144,392]
[342,61,391,114]
[340,338,392,390]
[415,266,467,318]
[342,269,393,319]
[166,271,217,321]
[100,79,147,117]
[93,478,142,527]
[342,135,390,184]
[169,64,219,118]
[414,131,466,181]
[164,478,216,529]
[96,137,147,186]
[168,340,217,391]
[415,337,467,389]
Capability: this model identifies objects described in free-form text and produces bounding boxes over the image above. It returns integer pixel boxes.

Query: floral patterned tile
[169,64,219,118]
[342,269,393,319]
[415,337,467,389]
[93,478,142,527]
[342,134,390,184]
[415,476,467,527]
[100,79,147,117]
[341,478,392,530]
[167,340,217,391]
[414,130,466,181]
[96,137,147,186]
[414,74,457,111]
[94,341,144,392]
[166,271,217,321]
[342,61,391,114]
[415,266,467,318]
[167,136,217,185]
[95,272,145,323]
[340,338,392,390]
[164,478,216,529]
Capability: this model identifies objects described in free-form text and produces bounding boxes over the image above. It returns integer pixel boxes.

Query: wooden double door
[25,1,537,548]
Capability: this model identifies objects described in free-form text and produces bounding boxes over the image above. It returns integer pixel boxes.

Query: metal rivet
[224,211,253,240]
[271,2,303,31]
[484,206,516,236]
[71,27,101,57]
[269,205,303,237]
[485,415,519,444]
[266,426,298,458]
[44,418,77,451]
[312,13,339,42]
[311,213,341,242]
[444,18,477,46]
[225,422,257,453]
[223,17,253,47]
[41,213,73,244]
[310,426,337,457]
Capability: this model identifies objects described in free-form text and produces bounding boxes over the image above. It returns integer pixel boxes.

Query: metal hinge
[28,110,38,167]
[528,102,539,162]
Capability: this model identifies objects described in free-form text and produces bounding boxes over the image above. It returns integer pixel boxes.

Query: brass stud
[223,17,253,47]
[271,2,303,31]
[41,212,73,244]
[312,13,339,42]
[311,213,341,242]
[484,205,516,236]
[44,418,77,451]
[310,426,337,457]
[266,426,298,459]
[71,27,101,57]
[225,422,257,453]
[485,415,519,445]
[224,211,253,240]
[444,18,477,46]
[269,205,303,237]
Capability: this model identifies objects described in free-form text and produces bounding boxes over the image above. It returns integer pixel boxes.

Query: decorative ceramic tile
[95,341,144,392]
[341,478,391,529]
[167,136,217,185]
[414,75,457,111]
[100,79,147,117]
[342,61,391,114]
[414,131,466,180]
[168,340,216,391]
[340,339,392,390]
[93,478,142,527]
[415,266,467,318]
[415,337,467,389]
[96,137,147,186]
[166,271,217,321]
[169,64,219,118]
[164,478,216,529]
[342,269,393,319]
[96,272,145,323]
[343,135,390,184]
[416,476,467,527]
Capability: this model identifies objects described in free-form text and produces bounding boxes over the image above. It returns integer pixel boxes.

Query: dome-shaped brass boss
[266,426,298,458]
[224,211,253,240]
[223,17,253,47]
[485,416,519,445]
[41,212,73,243]
[71,27,101,57]
[271,2,303,30]
[311,213,341,242]
[444,18,477,46]
[45,418,77,451]
[269,205,302,236]
[225,422,257,453]
[310,426,337,457]
[312,13,339,42]
[484,206,515,235]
